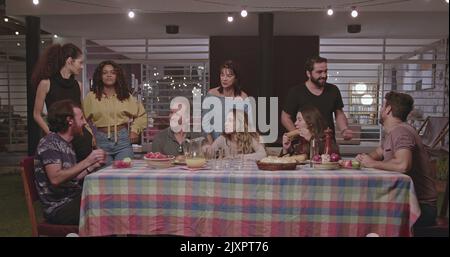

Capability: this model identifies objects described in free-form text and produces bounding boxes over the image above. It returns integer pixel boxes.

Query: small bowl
[144,155,175,169]
[113,160,133,169]
[256,161,298,171]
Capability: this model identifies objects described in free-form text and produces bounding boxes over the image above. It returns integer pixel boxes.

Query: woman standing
[32,43,93,162]
[204,60,249,142]
[83,60,147,165]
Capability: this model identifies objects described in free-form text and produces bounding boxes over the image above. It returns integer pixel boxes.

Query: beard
[72,123,84,137]
[378,115,385,126]
[311,76,327,88]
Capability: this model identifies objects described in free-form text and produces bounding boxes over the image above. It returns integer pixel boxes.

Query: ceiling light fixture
[351,7,358,18]
[327,6,334,16]
[128,10,135,19]
[240,9,248,18]
[33,0,39,5]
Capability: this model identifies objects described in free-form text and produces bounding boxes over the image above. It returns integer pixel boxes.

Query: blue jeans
[95,128,134,165]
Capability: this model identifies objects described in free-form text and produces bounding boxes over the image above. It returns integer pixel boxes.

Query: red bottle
[324,127,333,155]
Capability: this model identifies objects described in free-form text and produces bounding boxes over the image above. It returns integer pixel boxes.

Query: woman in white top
[203,109,266,161]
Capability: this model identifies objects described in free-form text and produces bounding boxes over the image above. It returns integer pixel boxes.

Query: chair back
[20,156,39,236]
[419,117,449,148]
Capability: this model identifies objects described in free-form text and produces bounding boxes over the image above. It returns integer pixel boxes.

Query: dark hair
[297,105,327,138]
[47,100,81,133]
[305,56,328,73]
[92,60,131,101]
[31,43,82,87]
[218,60,242,97]
[384,91,414,122]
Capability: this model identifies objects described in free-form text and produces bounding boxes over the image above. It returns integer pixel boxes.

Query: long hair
[298,105,327,139]
[222,109,259,154]
[92,60,130,101]
[31,43,82,87]
[218,60,242,97]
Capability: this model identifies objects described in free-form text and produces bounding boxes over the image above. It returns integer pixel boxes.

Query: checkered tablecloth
[79,160,420,237]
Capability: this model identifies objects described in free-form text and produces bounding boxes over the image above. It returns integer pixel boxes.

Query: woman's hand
[129,132,139,143]
[282,134,291,150]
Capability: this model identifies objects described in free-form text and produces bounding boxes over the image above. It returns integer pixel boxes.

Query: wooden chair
[20,156,78,237]
[417,116,449,156]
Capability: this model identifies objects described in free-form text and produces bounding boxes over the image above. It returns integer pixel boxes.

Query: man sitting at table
[356,91,437,228]
[34,100,106,225]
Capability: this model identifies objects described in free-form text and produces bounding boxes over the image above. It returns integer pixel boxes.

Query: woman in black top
[32,43,93,162]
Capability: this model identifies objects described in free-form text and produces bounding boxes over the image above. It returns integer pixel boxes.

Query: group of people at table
[31,43,437,234]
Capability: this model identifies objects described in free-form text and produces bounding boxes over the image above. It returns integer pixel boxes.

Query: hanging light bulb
[446,0,449,3]
[33,0,39,5]
[351,7,358,18]
[128,10,135,19]
[240,9,248,17]
[4,17,9,22]
[53,34,58,38]
[15,31,19,35]
[227,15,234,23]
[327,6,334,16]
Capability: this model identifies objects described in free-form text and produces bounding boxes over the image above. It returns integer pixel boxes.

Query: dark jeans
[414,203,437,228]
[47,194,81,225]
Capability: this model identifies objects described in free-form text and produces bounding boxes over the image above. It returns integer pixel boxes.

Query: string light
[227,15,234,23]
[446,0,449,4]
[17,42,21,47]
[240,9,248,18]
[128,10,135,19]
[53,34,58,38]
[327,6,334,16]
[351,7,358,18]
[33,0,39,5]
[15,31,20,35]
[4,17,8,22]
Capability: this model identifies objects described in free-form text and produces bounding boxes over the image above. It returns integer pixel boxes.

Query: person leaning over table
[34,100,106,225]
[83,60,147,165]
[202,109,266,161]
[281,56,353,144]
[32,43,93,162]
[281,105,339,157]
[355,91,437,229]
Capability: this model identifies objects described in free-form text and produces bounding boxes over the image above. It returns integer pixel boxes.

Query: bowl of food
[144,152,175,169]
[311,154,341,170]
[113,157,133,169]
[257,156,298,171]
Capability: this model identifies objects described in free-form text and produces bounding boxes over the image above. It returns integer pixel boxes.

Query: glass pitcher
[185,138,206,169]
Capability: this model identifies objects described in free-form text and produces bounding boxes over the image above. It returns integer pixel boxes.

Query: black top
[45,73,81,108]
[283,83,344,134]
[44,73,92,162]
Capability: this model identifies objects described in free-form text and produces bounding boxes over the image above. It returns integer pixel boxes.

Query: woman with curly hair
[203,109,266,161]
[32,43,93,162]
[281,105,339,156]
[83,60,147,164]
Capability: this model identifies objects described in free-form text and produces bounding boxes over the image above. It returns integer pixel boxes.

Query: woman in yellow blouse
[83,60,147,164]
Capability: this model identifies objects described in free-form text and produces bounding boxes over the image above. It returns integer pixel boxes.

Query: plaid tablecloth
[79,160,420,237]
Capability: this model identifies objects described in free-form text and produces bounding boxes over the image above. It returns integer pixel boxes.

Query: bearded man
[281,56,353,141]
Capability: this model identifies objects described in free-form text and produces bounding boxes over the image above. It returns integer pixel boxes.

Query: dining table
[78,160,421,237]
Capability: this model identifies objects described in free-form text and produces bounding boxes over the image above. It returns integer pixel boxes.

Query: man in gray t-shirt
[356,91,437,228]
[34,100,106,225]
